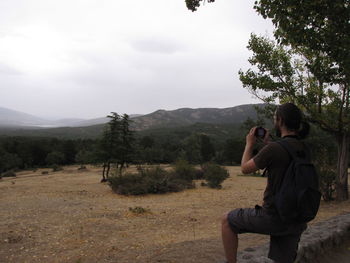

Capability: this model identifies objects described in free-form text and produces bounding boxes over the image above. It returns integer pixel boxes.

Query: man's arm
[241,127,270,174]
[241,146,258,174]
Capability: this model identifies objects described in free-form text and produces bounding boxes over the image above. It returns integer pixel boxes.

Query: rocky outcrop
[235,213,350,263]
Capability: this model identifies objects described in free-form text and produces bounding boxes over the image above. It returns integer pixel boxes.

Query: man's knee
[222,212,230,226]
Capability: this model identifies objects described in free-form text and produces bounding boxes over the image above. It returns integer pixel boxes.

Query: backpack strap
[276,140,298,159]
[277,139,311,161]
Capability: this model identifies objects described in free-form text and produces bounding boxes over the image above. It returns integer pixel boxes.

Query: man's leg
[221,213,238,263]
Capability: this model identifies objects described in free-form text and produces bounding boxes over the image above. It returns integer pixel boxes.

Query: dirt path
[0,165,349,263]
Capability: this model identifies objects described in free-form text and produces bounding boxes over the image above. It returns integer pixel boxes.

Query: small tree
[100,112,135,182]
[118,114,135,173]
[99,112,121,182]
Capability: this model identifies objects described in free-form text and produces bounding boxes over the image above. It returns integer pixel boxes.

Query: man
[221,103,310,263]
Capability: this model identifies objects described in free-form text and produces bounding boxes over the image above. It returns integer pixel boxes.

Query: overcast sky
[0,0,274,119]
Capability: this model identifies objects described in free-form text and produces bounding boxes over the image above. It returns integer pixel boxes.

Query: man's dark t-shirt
[253,137,306,215]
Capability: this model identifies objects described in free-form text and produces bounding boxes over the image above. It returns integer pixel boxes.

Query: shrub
[173,159,196,182]
[108,165,194,195]
[52,164,63,172]
[202,163,229,189]
[2,171,16,177]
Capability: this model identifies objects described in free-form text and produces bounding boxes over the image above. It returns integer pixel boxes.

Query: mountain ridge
[0,103,266,138]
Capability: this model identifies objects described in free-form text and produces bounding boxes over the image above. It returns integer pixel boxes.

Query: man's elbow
[241,160,257,174]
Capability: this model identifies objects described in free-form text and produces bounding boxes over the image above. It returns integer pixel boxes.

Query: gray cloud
[0,63,22,75]
[129,36,186,54]
[0,0,274,119]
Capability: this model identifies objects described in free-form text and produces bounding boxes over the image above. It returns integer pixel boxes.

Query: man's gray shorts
[227,205,307,263]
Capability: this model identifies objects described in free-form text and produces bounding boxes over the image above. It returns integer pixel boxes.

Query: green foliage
[254,0,349,83]
[199,134,216,162]
[307,127,338,201]
[2,170,16,177]
[222,138,245,165]
[0,150,22,173]
[173,159,196,182]
[52,164,63,172]
[182,133,216,164]
[107,166,194,195]
[75,150,97,164]
[100,113,135,178]
[185,0,215,12]
[202,163,229,189]
[139,136,155,149]
[45,151,65,165]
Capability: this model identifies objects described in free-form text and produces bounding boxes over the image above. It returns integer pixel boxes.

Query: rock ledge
[236,213,350,263]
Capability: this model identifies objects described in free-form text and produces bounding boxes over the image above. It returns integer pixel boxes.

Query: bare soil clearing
[0,165,349,263]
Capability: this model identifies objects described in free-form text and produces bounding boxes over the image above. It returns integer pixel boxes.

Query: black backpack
[275,140,321,223]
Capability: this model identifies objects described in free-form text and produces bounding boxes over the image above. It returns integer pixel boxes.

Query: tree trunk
[119,162,125,175]
[106,162,111,178]
[336,133,349,201]
[101,163,107,182]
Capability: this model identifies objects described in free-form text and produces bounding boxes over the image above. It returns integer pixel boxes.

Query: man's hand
[241,127,259,174]
[263,129,270,144]
[246,127,257,147]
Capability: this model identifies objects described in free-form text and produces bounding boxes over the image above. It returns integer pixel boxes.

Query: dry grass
[0,165,349,263]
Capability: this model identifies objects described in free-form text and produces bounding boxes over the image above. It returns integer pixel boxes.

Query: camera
[255,126,266,138]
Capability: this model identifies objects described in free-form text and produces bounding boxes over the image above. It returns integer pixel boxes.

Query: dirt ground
[0,165,349,263]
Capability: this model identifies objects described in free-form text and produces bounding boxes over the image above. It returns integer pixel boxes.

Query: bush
[173,159,196,182]
[108,165,194,195]
[2,171,16,177]
[52,164,63,172]
[202,163,229,189]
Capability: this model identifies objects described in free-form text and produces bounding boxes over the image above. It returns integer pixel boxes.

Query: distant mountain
[64,117,109,127]
[51,118,86,126]
[0,107,50,127]
[0,104,266,138]
[0,107,143,128]
[131,104,265,130]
